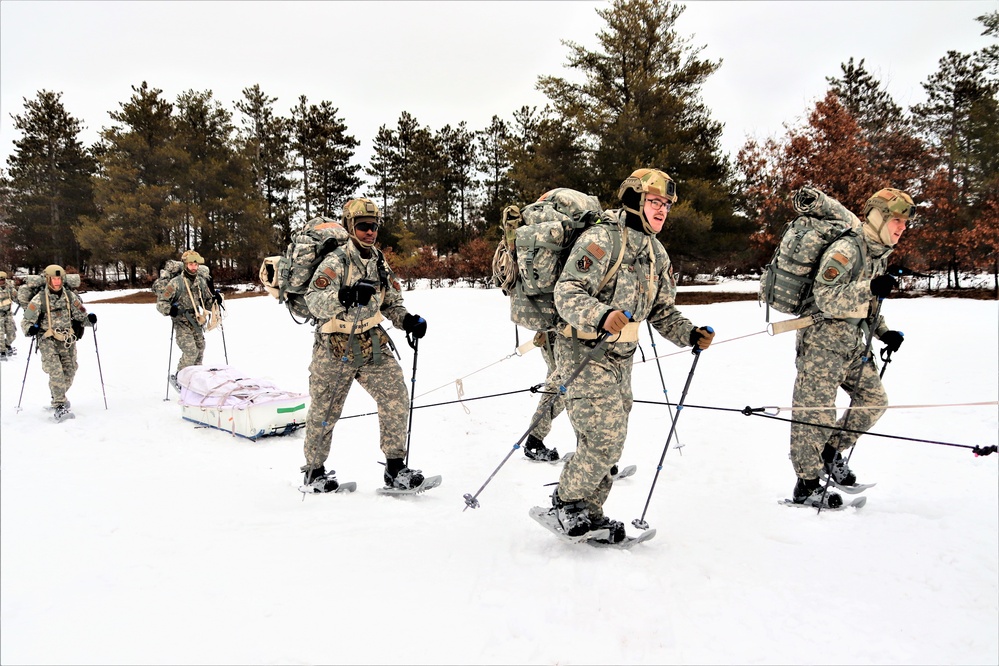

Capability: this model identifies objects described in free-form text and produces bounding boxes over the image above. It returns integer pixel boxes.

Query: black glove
[87,313,97,324]
[688,326,716,352]
[403,313,427,339]
[338,279,378,308]
[870,274,898,298]
[880,330,904,353]
[213,290,224,306]
[169,303,179,318]
[27,323,40,336]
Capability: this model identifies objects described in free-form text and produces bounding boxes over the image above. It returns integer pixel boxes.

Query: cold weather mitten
[403,313,427,339]
[880,330,904,353]
[870,275,898,298]
[689,326,715,351]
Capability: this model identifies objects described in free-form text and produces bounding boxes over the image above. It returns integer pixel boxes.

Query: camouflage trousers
[790,323,888,479]
[37,336,78,407]
[554,336,633,519]
[0,312,15,349]
[173,319,205,372]
[529,332,565,441]
[302,328,410,472]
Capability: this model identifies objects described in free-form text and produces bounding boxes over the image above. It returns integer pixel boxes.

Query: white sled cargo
[177,365,309,441]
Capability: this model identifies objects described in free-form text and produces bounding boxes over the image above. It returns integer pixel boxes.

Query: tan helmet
[181,250,205,265]
[617,168,677,234]
[863,188,914,246]
[342,198,381,248]
[43,264,66,288]
[0,271,7,280]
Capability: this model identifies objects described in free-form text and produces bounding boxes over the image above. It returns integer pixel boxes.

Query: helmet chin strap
[622,195,656,235]
[865,209,895,246]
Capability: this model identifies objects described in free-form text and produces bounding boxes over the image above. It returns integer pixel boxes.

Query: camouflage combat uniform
[0,281,16,353]
[790,229,894,479]
[21,285,92,408]
[300,241,414,474]
[528,330,565,441]
[553,209,697,518]
[157,270,213,372]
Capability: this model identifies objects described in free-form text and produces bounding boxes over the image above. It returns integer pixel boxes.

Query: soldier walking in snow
[156,250,221,390]
[299,198,431,494]
[544,169,715,543]
[788,188,912,507]
[0,271,17,360]
[20,265,96,420]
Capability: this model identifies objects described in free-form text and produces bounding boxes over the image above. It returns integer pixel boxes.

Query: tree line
[1,0,996,290]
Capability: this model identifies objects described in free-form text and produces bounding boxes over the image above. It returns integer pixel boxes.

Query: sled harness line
[627,398,994,455]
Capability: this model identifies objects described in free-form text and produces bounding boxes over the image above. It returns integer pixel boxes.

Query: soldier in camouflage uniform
[299,198,431,494]
[21,265,96,420]
[546,169,715,542]
[156,250,220,389]
[789,188,911,507]
[0,271,16,359]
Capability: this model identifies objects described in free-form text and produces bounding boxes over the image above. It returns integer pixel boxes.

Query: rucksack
[492,188,619,332]
[152,260,211,300]
[18,272,87,339]
[18,273,82,309]
[759,186,866,320]
[259,216,351,324]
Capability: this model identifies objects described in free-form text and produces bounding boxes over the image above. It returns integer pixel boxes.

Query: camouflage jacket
[21,287,90,336]
[0,284,15,314]
[304,241,409,336]
[813,231,893,338]
[157,272,213,321]
[555,209,695,354]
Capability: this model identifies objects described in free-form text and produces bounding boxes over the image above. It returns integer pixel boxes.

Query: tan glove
[689,326,716,350]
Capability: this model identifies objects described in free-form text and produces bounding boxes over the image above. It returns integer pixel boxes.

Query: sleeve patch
[576,256,593,272]
[313,276,330,289]
[322,267,337,281]
[585,243,606,260]
[822,266,841,281]
[392,279,401,291]
[831,252,849,266]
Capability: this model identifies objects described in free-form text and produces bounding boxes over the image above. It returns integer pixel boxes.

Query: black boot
[792,477,842,508]
[524,434,560,462]
[384,457,425,490]
[303,465,339,493]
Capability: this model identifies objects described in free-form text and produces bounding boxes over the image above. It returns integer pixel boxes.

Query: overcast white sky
[1,0,994,177]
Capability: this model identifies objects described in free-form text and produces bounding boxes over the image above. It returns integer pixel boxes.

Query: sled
[177,365,309,441]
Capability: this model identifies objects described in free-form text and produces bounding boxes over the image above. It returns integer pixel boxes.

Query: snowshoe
[51,405,75,423]
[383,466,425,491]
[792,478,843,509]
[170,374,181,392]
[301,465,339,493]
[823,451,857,487]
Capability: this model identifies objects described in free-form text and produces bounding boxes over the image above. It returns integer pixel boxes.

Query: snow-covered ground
[2,285,996,665]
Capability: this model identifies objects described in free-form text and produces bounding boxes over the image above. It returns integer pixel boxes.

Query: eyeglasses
[354,221,380,233]
[647,198,672,212]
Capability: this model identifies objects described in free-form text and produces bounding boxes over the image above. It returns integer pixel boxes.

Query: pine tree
[535,0,736,265]
[78,82,180,285]
[5,90,96,272]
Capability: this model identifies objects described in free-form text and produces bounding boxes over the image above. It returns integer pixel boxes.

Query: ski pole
[646,320,684,454]
[463,314,630,511]
[879,334,901,379]
[15,335,36,413]
[632,326,712,530]
[164,321,175,401]
[219,321,229,364]
[92,321,108,409]
[403,323,423,467]
[815,298,884,514]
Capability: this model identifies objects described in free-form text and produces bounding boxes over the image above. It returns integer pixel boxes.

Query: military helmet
[342,198,381,247]
[617,168,677,234]
[863,188,914,222]
[617,168,678,204]
[43,265,66,279]
[181,250,205,265]
[0,271,7,279]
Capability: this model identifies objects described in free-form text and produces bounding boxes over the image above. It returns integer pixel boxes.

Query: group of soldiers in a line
[0,167,911,543]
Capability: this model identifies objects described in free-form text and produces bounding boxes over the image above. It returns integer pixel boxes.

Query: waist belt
[320,312,384,335]
[561,320,640,343]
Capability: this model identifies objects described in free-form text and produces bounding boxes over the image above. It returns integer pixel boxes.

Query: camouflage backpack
[492,188,618,332]
[152,260,210,300]
[18,272,82,309]
[759,186,867,320]
[259,216,351,324]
